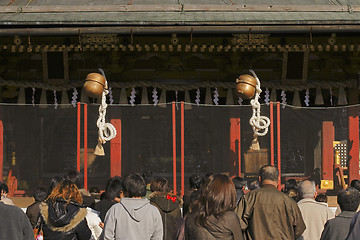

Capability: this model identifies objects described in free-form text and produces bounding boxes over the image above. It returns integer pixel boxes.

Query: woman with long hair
[39,180,91,240]
[185,174,243,240]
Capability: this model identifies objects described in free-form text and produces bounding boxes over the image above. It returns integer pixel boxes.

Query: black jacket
[150,192,183,240]
[40,200,91,240]
[185,211,243,240]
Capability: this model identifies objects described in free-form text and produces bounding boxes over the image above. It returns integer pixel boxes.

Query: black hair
[123,173,146,198]
[259,165,279,182]
[105,176,123,200]
[1,183,9,193]
[232,177,246,190]
[351,180,360,192]
[64,171,84,189]
[142,170,154,185]
[338,188,360,212]
[315,194,328,203]
[89,187,100,194]
[33,187,48,202]
[48,176,64,194]
[189,174,202,190]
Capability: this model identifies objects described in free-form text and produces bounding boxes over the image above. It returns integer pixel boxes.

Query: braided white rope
[97,70,117,143]
[249,70,271,137]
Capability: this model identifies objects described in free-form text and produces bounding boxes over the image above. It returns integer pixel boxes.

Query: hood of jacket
[40,200,87,232]
[150,192,182,213]
[119,197,154,222]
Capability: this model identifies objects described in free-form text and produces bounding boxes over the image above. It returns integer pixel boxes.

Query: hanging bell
[236,74,257,99]
[83,73,106,98]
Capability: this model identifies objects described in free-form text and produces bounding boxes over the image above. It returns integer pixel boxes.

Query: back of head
[315,194,327,203]
[284,179,297,192]
[195,174,236,226]
[350,180,360,192]
[33,187,48,202]
[338,188,360,212]
[249,181,260,190]
[232,177,246,190]
[64,171,84,189]
[48,176,64,195]
[105,176,123,201]
[150,177,168,193]
[189,174,202,190]
[47,179,83,204]
[259,165,279,182]
[0,183,9,194]
[123,173,146,198]
[142,170,153,185]
[298,180,316,199]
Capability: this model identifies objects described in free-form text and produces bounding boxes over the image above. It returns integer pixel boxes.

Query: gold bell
[236,74,257,99]
[83,73,106,98]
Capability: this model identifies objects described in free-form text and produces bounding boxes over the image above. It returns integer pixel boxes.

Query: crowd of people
[2,165,360,239]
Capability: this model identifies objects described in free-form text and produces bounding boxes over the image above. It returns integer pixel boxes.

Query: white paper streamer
[53,90,58,109]
[130,88,136,106]
[32,88,35,106]
[213,88,219,105]
[108,87,114,105]
[330,88,333,106]
[238,97,243,106]
[195,88,201,106]
[71,88,78,107]
[280,90,287,108]
[304,89,310,107]
[152,88,159,106]
[264,88,270,105]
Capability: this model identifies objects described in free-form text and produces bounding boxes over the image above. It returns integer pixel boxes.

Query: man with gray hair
[235,165,306,239]
[297,180,335,240]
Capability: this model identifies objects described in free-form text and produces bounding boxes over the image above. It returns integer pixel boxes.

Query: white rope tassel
[248,70,271,137]
[95,69,117,155]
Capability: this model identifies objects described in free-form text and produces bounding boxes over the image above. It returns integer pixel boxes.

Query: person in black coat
[40,180,91,240]
[320,188,360,240]
[26,187,48,228]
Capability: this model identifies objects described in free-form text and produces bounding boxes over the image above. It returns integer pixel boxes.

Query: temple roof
[1,0,360,34]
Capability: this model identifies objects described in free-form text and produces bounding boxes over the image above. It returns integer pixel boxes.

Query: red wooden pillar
[270,102,274,166]
[84,103,88,190]
[172,102,177,195]
[322,121,334,180]
[110,119,122,177]
[230,118,241,176]
[0,121,3,182]
[181,102,185,197]
[277,102,281,191]
[77,102,81,172]
[348,116,359,183]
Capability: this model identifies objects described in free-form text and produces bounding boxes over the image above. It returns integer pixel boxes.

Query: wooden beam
[348,114,359,183]
[110,119,122,177]
[322,121,334,181]
[1,4,358,13]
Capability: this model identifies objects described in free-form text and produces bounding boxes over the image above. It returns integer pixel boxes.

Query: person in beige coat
[297,180,335,240]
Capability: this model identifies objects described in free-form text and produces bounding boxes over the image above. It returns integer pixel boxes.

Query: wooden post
[270,102,274,166]
[110,119,122,177]
[230,118,241,176]
[0,121,3,182]
[77,102,81,172]
[172,102,177,195]
[348,115,359,183]
[84,103,88,190]
[181,102,184,197]
[322,121,334,180]
[277,102,281,190]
